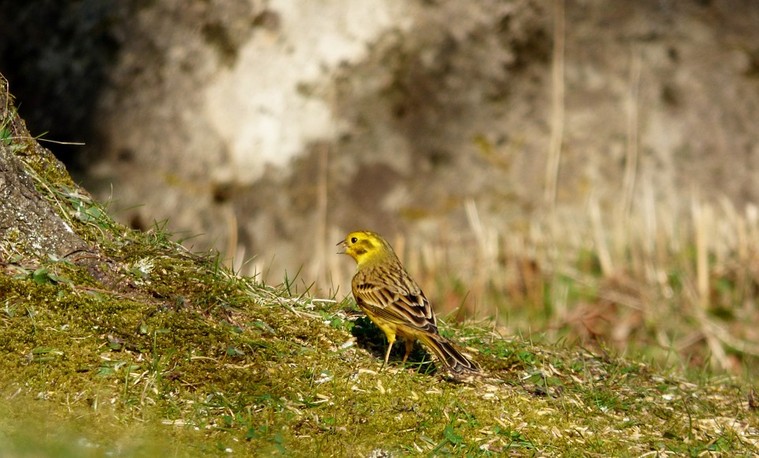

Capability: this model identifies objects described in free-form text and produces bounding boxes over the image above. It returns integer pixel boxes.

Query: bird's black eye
[351,237,358,244]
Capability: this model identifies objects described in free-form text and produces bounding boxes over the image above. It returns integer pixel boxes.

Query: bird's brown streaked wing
[353,272,438,334]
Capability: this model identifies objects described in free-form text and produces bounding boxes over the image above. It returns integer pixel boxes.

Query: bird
[338,230,480,374]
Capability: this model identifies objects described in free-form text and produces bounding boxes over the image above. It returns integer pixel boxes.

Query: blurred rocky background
[3,0,759,372]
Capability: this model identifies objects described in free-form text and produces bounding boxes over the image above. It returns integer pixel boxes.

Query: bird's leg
[401,339,414,365]
[381,341,394,371]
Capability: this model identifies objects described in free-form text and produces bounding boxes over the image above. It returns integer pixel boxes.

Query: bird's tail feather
[418,333,480,374]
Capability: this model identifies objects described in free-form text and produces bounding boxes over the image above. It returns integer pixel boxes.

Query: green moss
[1,105,757,453]
[0,228,757,456]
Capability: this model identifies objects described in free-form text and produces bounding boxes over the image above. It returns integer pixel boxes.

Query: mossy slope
[1,75,757,456]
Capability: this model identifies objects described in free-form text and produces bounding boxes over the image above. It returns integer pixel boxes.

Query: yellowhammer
[338,230,480,374]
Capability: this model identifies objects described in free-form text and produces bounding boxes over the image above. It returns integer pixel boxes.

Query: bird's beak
[336,239,347,255]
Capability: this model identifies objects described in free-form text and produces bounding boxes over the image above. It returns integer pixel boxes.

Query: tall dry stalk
[621,49,641,219]
[309,143,330,286]
[544,0,565,208]
[692,198,711,310]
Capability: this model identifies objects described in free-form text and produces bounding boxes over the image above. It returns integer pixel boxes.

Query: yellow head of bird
[337,230,394,266]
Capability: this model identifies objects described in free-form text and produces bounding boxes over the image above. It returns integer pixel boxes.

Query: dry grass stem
[544,0,565,208]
